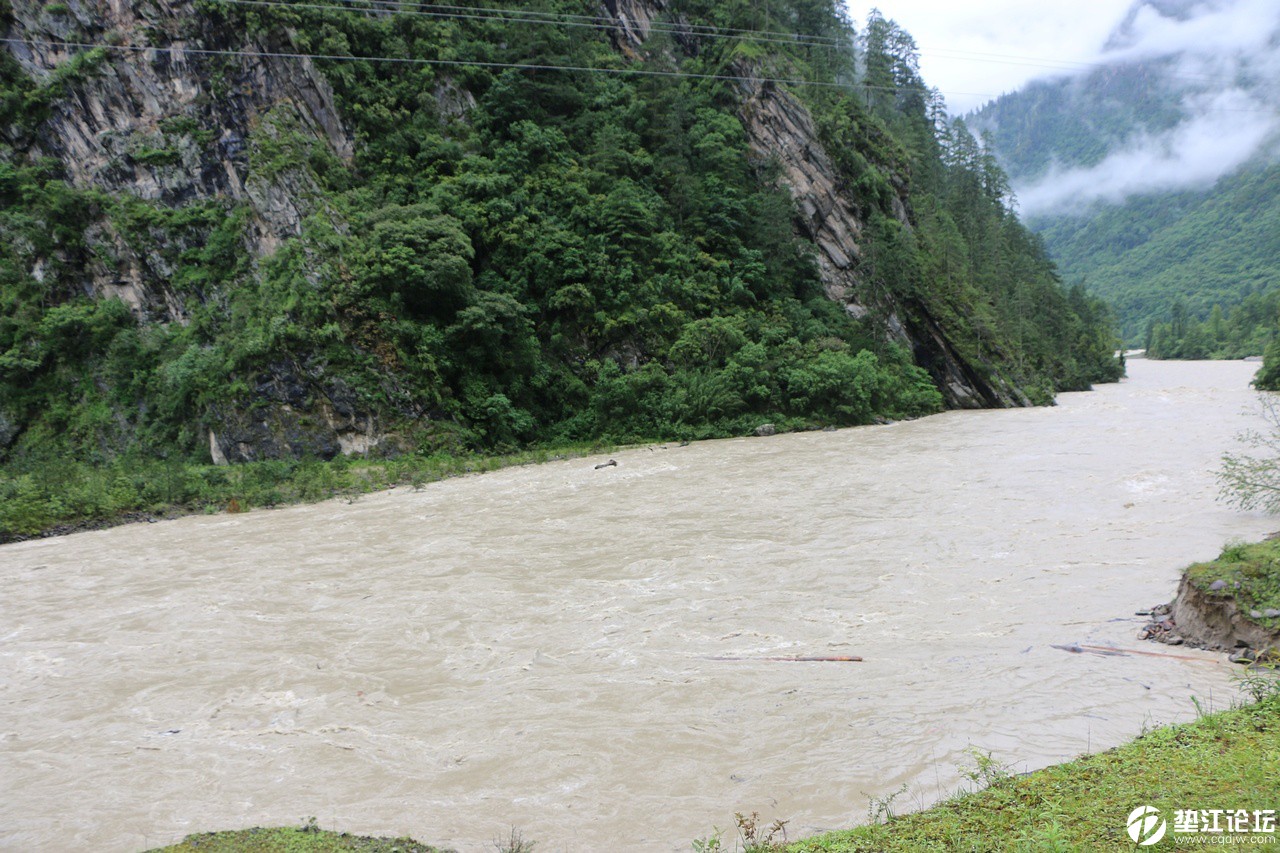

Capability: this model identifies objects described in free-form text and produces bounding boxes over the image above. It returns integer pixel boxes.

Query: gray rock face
[7,0,1042,466]
[4,0,382,461]
[600,1,1030,410]
[206,360,392,464]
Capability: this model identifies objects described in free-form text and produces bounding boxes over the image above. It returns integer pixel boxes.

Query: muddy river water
[2,359,1276,851]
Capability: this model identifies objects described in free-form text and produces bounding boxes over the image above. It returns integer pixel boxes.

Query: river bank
[143,539,1280,852]
[786,691,1280,851]
[178,689,1280,851]
[3,359,1273,852]
[0,441,619,544]
[149,691,1280,852]
[784,540,1280,851]
[1141,538,1280,662]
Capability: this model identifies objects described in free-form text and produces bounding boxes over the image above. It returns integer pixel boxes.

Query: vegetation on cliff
[0,1,1121,539]
[969,9,1280,349]
[1036,163,1280,348]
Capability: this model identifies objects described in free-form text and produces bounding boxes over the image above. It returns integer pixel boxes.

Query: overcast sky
[842,1,1136,113]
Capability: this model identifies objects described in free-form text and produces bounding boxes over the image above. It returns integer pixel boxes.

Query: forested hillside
[970,0,1280,347]
[0,0,1120,536]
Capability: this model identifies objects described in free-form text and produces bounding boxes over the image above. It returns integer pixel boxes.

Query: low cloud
[1017,89,1278,216]
[1009,0,1280,215]
[1104,0,1278,61]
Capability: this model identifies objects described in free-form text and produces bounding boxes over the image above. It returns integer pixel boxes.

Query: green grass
[0,441,620,543]
[147,823,446,852]
[1185,538,1280,627]
[787,692,1280,852]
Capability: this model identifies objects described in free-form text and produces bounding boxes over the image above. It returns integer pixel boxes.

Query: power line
[286,0,848,43]
[217,0,1270,91]
[1,36,858,90]
[5,36,1270,114]
[213,0,853,50]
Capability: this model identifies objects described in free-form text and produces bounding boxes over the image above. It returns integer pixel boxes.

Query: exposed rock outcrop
[4,0,375,461]
[1168,575,1280,658]
[206,361,394,464]
[600,0,1030,409]
[5,0,1043,466]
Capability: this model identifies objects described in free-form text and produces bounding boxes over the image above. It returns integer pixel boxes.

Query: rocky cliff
[2,0,388,461]
[1,0,1082,468]
[603,0,1028,408]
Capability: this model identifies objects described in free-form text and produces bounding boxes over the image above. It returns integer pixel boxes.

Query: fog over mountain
[967,0,1280,343]
[976,0,1280,216]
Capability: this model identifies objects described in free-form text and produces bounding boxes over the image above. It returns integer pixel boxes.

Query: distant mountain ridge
[970,0,1280,343]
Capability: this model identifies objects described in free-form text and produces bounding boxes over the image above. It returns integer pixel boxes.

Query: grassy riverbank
[144,690,1280,852]
[149,824,446,852]
[786,689,1280,851]
[0,442,623,544]
[783,541,1280,851]
[1185,537,1280,625]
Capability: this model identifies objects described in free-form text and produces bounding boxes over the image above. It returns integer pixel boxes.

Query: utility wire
[212,0,853,51]
[3,36,1271,113]
[215,0,1275,90]
[1,36,871,91]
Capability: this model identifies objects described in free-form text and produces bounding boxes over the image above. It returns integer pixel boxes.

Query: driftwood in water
[706,655,864,662]
[1053,643,1218,663]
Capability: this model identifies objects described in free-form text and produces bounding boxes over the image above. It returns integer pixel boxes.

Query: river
[0,359,1275,851]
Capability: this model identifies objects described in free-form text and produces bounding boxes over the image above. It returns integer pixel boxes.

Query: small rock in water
[1209,580,1229,591]
[594,459,617,470]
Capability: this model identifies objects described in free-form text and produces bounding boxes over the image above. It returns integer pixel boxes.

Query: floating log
[1053,643,1218,663]
[706,655,863,662]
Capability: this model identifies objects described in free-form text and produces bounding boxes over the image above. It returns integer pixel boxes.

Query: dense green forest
[970,30,1280,348]
[0,0,1121,538]
[1036,164,1280,345]
[1144,292,1279,361]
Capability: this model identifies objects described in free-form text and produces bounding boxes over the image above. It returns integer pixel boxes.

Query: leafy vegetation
[786,691,1280,851]
[1144,292,1280,361]
[0,0,1120,537]
[147,821,446,852]
[1184,539,1280,629]
[0,441,613,542]
[1218,396,1280,514]
[972,55,1280,347]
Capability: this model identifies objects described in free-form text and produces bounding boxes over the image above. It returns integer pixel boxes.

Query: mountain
[970,0,1280,345]
[0,0,1120,500]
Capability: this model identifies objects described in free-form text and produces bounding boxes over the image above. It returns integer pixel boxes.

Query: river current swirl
[0,359,1274,851]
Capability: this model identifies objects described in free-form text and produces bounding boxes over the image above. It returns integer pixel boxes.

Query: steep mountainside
[970,0,1280,344]
[0,0,1120,485]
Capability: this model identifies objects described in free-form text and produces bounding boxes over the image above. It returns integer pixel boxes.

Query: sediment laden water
[1,360,1275,851]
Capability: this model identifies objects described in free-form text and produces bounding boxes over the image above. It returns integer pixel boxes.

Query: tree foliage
[0,0,1121,484]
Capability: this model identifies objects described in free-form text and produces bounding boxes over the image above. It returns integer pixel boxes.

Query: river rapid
[1,359,1276,851]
